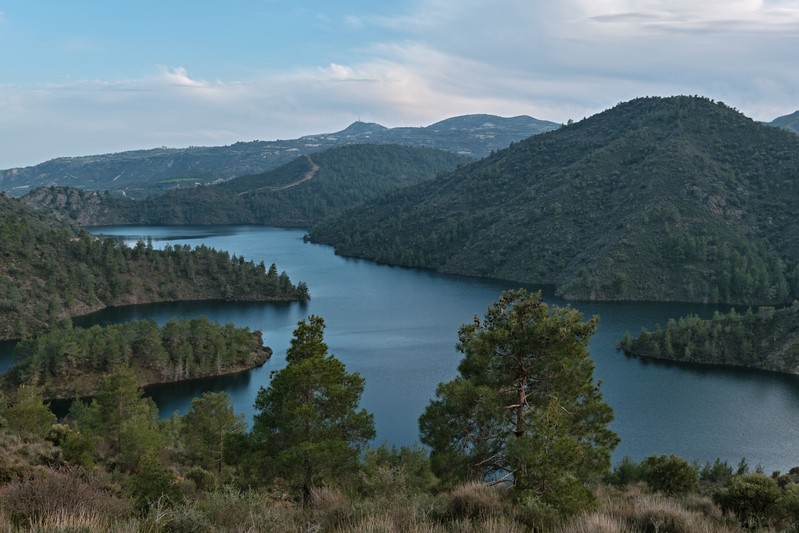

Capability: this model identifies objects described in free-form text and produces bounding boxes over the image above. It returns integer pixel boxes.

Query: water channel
[4,225,799,472]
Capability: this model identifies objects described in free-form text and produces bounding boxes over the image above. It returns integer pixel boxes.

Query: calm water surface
[4,225,799,472]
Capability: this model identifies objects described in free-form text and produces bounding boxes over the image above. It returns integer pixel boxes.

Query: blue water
[4,225,799,473]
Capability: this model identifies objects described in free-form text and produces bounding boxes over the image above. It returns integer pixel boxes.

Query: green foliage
[700,458,735,485]
[0,194,308,340]
[361,443,438,495]
[68,367,163,472]
[713,473,784,529]
[0,385,56,439]
[181,391,246,475]
[250,315,375,501]
[310,96,799,305]
[606,456,644,487]
[419,289,618,517]
[124,456,182,513]
[4,317,270,398]
[620,304,799,373]
[641,454,699,496]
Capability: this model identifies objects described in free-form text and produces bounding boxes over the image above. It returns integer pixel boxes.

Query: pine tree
[419,290,618,516]
[251,315,375,502]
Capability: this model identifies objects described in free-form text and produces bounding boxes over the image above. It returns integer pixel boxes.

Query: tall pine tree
[251,315,374,501]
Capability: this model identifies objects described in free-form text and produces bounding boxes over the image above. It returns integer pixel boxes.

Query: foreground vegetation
[1,294,798,531]
[620,301,799,374]
[3,317,270,399]
[0,194,308,340]
[310,96,799,306]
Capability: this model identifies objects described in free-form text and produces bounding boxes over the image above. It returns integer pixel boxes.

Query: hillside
[21,144,469,227]
[771,110,799,135]
[309,96,799,305]
[0,115,557,198]
[0,194,308,340]
[619,303,799,374]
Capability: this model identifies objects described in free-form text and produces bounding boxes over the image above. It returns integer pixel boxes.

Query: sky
[1,0,798,169]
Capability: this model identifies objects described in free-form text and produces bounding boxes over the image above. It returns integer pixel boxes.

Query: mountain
[770,110,799,135]
[0,115,558,198]
[309,96,799,305]
[21,144,469,227]
[0,193,307,340]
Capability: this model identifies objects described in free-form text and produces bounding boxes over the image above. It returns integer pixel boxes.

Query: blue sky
[1,0,799,168]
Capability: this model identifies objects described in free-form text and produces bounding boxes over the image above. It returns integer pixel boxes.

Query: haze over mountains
[0,114,558,198]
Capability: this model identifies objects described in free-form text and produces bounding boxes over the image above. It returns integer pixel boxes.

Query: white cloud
[0,11,6,24]
[1,1,799,168]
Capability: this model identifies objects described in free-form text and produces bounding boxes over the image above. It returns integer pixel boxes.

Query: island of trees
[619,301,799,374]
[3,317,271,400]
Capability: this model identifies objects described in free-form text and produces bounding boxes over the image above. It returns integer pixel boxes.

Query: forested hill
[309,96,799,306]
[619,302,799,374]
[0,194,308,340]
[0,114,556,198]
[21,144,469,227]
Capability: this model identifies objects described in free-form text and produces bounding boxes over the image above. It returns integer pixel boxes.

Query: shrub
[700,458,734,485]
[436,481,506,521]
[607,456,643,487]
[0,466,132,528]
[124,457,182,512]
[642,455,698,496]
[713,473,783,529]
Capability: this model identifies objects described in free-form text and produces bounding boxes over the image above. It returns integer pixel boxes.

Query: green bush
[713,473,783,529]
[607,456,643,487]
[642,455,698,496]
[124,457,182,512]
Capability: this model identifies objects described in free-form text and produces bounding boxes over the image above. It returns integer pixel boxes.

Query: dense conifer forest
[3,317,270,399]
[619,301,799,374]
[0,194,307,340]
[310,96,799,306]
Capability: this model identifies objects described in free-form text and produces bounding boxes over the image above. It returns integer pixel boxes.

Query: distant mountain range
[309,96,799,306]
[21,144,468,228]
[770,110,799,135]
[0,114,558,198]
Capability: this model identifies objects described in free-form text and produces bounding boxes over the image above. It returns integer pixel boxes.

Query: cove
[5,225,799,473]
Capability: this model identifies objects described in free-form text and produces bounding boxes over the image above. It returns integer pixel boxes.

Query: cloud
[0,11,6,24]
[1,1,799,168]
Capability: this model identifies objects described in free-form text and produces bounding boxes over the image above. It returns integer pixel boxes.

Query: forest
[0,295,797,532]
[20,144,469,228]
[0,193,308,340]
[3,317,270,399]
[309,96,799,306]
[619,301,799,374]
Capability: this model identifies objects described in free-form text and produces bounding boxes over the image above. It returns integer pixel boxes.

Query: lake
[5,225,799,473]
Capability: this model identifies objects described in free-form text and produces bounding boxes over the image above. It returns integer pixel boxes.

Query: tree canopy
[250,315,375,502]
[419,289,618,515]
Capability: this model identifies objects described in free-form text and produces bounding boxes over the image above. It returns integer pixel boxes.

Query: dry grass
[0,466,133,531]
[555,485,745,533]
